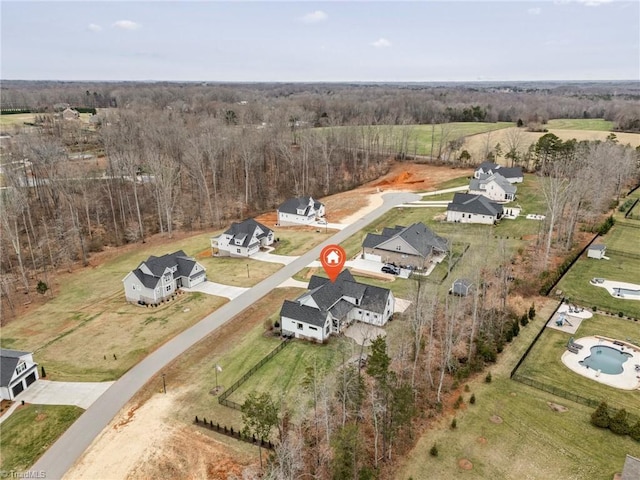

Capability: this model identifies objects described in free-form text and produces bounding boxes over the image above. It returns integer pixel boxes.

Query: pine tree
[609,409,629,435]
[629,420,640,442]
[590,402,610,429]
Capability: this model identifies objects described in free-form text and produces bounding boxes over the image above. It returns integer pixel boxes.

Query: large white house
[277,196,325,226]
[280,270,395,343]
[468,172,517,203]
[122,250,206,305]
[213,219,274,257]
[0,349,39,400]
[474,162,523,183]
[446,193,504,225]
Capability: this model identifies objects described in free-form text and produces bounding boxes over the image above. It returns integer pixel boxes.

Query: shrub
[264,319,274,331]
[609,409,629,435]
[470,393,476,404]
[274,320,280,329]
[430,443,439,457]
[36,280,48,295]
[451,418,457,429]
[592,306,597,313]
[464,384,470,393]
[485,372,492,383]
[591,402,610,429]
[629,421,640,442]
[512,320,520,338]
[520,313,529,327]
[618,312,624,318]
[528,304,536,320]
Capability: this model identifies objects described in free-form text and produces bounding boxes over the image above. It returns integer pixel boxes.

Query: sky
[1,0,639,82]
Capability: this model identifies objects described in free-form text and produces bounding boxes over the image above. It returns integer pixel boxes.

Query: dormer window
[16,362,27,374]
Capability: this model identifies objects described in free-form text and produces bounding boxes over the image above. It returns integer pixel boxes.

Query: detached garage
[1,349,39,401]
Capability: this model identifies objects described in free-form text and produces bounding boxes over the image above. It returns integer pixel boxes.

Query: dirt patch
[458,458,473,470]
[305,267,318,279]
[477,436,488,444]
[489,415,503,424]
[547,402,569,413]
[113,404,141,430]
[35,412,47,422]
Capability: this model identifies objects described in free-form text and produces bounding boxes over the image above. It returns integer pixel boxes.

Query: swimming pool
[579,346,633,375]
[614,288,640,299]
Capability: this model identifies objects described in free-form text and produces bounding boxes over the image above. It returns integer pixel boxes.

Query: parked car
[381,264,401,275]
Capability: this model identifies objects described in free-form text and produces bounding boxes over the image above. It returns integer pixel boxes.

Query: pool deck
[590,279,640,301]
[561,335,640,390]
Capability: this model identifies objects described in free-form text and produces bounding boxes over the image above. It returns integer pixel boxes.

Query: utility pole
[162,373,166,394]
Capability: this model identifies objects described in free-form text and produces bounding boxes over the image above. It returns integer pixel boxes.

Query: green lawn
[547,119,614,131]
[200,256,283,287]
[0,404,84,472]
[517,314,640,417]
[557,224,640,319]
[397,302,639,480]
[271,229,335,256]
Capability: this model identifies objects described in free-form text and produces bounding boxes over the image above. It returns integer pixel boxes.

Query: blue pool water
[614,288,640,298]
[579,346,632,375]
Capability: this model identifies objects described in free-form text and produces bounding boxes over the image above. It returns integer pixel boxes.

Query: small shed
[451,278,474,296]
[587,244,606,259]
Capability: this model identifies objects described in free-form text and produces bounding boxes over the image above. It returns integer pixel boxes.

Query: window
[236,248,241,254]
[366,312,370,316]
[16,362,27,374]
[166,285,172,292]
[297,323,304,330]
[309,326,318,331]
[358,310,362,314]
[326,325,330,334]
[396,246,401,251]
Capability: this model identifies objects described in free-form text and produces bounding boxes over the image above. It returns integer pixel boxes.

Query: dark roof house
[448,193,504,217]
[475,162,523,183]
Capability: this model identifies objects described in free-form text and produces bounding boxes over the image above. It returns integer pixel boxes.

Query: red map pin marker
[320,244,346,283]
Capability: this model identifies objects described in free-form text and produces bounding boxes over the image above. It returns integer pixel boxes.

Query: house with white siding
[362,222,449,269]
[280,270,395,343]
[0,349,39,400]
[213,219,274,257]
[469,172,517,203]
[446,193,504,225]
[277,196,325,226]
[122,250,206,305]
[474,162,523,183]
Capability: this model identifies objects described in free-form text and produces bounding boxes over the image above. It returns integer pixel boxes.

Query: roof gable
[448,193,503,216]
[364,223,448,256]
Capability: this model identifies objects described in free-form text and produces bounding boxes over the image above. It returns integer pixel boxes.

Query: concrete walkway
[1,380,114,425]
[15,380,115,409]
[182,281,249,300]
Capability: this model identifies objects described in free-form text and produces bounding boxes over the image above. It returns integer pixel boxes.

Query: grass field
[557,222,640,320]
[271,229,335,256]
[0,230,236,381]
[517,314,640,417]
[0,112,93,127]
[0,404,84,472]
[200,256,283,287]
[396,301,640,480]
[546,119,614,131]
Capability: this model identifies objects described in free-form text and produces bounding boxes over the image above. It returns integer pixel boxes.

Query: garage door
[25,372,36,387]
[11,382,24,398]
[363,253,382,262]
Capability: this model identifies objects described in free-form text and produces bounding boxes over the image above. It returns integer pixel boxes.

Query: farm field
[516,314,640,417]
[546,118,615,131]
[397,301,639,480]
[0,404,84,473]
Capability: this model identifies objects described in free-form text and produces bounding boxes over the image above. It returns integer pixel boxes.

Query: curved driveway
[33,192,419,480]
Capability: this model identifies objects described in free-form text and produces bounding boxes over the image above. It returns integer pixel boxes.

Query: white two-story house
[280,270,395,343]
[0,349,39,400]
[277,196,325,226]
[122,250,206,305]
[468,172,517,203]
[213,219,274,257]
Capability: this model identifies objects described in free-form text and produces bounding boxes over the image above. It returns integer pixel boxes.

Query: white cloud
[371,38,392,48]
[527,7,542,15]
[301,11,328,24]
[112,20,141,30]
[575,0,613,5]
[88,23,103,32]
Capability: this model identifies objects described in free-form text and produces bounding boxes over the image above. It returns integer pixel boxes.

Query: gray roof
[452,278,474,295]
[280,300,327,328]
[469,173,516,195]
[364,222,448,257]
[224,219,272,248]
[130,250,199,289]
[476,162,523,180]
[589,244,606,251]
[622,455,640,480]
[0,349,31,388]
[283,270,391,325]
[448,193,503,217]
[278,196,322,216]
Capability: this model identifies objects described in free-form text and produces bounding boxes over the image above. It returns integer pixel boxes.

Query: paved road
[33,191,419,480]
